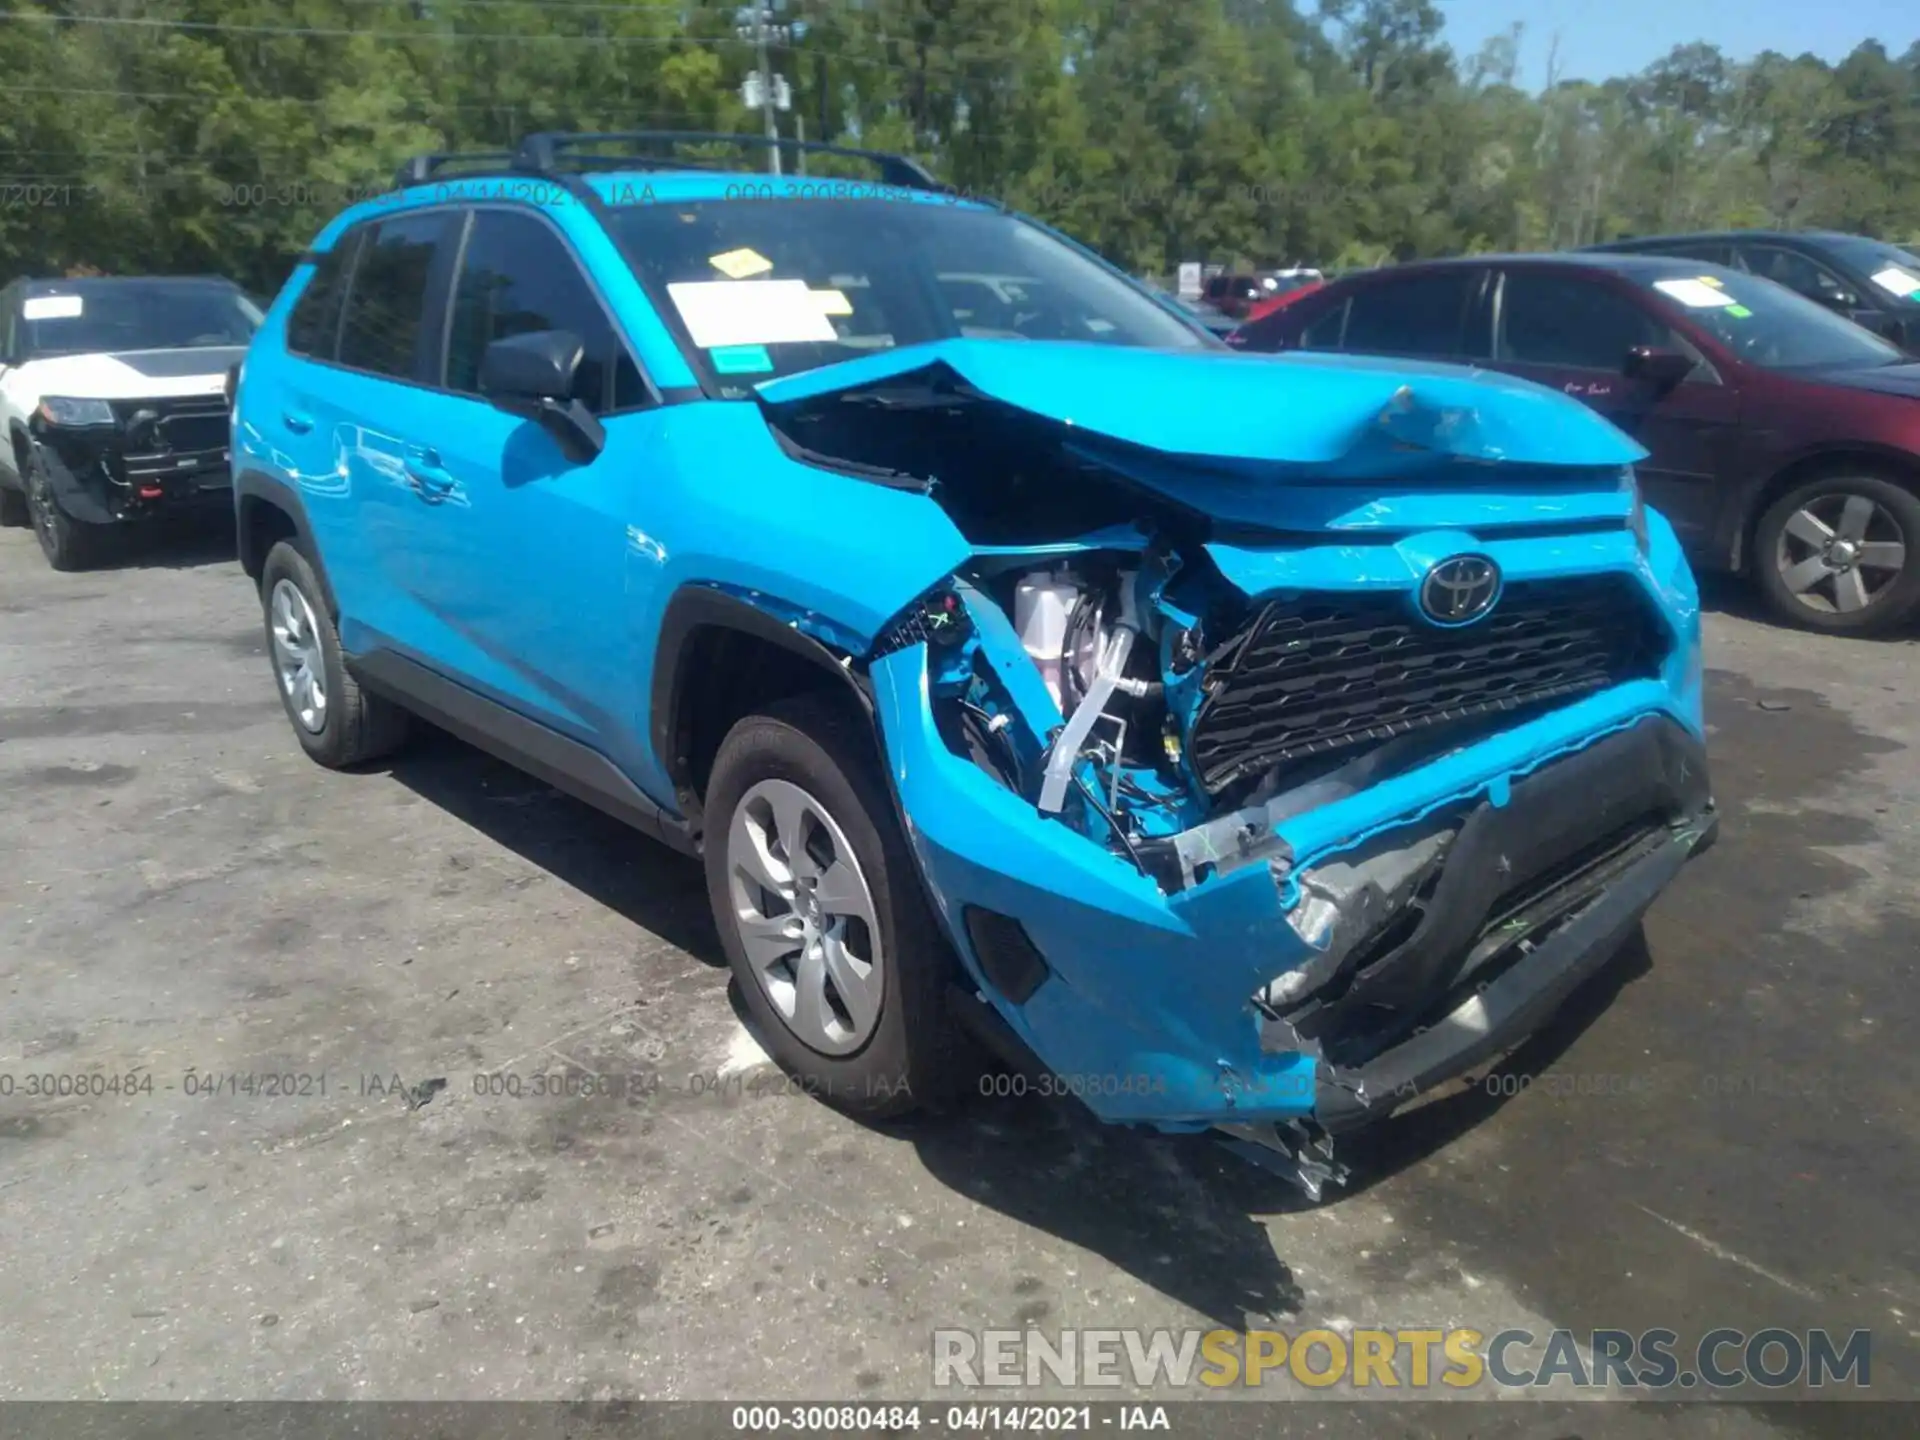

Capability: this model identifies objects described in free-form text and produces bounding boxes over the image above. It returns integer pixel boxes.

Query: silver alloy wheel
[725,777,884,1056]
[1775,490,1909,616]
[269,578,328,734]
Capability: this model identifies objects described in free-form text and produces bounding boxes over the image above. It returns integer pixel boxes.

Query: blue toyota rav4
[232,133,1715,1197]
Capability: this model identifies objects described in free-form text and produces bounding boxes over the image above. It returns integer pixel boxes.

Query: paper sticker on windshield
[709,247,774,280]
[1725,304,1752,318]
[1653,279,1736,309]
[811,288,853,316]
[1871,265,1920,298]
[709,344,774,375]
[1697,274,1725,287]
[22,294,83,320]
[668,280,837,348]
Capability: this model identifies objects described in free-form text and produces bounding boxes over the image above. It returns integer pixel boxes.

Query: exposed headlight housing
[35,396,115,428]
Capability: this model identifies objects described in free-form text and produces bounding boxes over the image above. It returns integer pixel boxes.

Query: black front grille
[1187,574,1667,794]
[106,396,230,485]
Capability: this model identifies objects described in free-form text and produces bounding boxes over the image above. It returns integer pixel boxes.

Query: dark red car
[1233,253,1920,634]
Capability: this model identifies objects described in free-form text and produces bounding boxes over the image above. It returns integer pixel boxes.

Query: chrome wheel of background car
[269,578,329,733]
[725,777,884,1057]
[1774,491,1908,616]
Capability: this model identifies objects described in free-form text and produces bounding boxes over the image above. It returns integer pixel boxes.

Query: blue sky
[1437,0,1917,90]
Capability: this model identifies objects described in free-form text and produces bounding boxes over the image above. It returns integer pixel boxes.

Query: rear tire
[1754,474,1920,635]
[260,539,410,767]
[703,692,961,1119]
[0,481,26,528]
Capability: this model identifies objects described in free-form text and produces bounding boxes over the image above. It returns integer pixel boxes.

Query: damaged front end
[758,341,1716,1199]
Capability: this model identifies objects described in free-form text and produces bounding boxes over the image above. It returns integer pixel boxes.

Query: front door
[1486,266,1743,550]
[393,206,663,772]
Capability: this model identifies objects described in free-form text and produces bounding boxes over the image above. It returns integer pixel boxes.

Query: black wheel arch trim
[234,468,340,615]
[650,585,876,818]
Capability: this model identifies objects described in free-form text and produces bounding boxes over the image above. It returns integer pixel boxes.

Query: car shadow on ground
[378,720,1655,1330]
[380,722,722,962]
[84,518,239,572]
[1697,569,1920,639]
[903,930,1653,1328]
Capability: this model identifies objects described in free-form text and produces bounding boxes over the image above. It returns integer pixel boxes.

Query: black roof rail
[391,150,521,190]
[511,131,947,191]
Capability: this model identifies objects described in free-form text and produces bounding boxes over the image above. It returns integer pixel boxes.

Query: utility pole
[754,2,781,176]
[737,3,804,176]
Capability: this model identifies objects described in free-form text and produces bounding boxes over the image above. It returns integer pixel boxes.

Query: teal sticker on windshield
[1725,304,1752,318]
[709,343,775,374]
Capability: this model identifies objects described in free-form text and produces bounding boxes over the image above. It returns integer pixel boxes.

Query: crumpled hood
[755,338,1649,474]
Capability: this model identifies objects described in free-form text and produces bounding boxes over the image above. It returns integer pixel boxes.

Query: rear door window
[1338,271,1479,359]
[286,229,363,360]
[336,211,455,380]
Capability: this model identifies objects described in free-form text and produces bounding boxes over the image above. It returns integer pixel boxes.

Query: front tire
[1754,474,1920,635]
[260,539,410,767]
[23,446,104,570]
[0,480,27,528]
[703,693,960,1119]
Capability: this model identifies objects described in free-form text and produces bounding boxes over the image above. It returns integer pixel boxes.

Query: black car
[1583,231,1920,353]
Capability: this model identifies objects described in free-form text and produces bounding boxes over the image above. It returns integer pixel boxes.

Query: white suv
[0,276,260,569]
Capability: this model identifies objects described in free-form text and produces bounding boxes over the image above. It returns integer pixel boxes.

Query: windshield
[608,198,1208,388]
[1816,236,1920,306]
[1634,266,1907,371]
[18,282,262,360]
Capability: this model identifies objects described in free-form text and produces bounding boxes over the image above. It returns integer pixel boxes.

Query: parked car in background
[1233,252,1920,634]
[1201,272,1266,319]
[229,132,1713,1197]
[1583,231,1920,354]
[0,274,261,569]
[1225,278,1326,336]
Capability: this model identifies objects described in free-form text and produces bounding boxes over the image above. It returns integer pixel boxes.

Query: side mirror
[480,328,582,402]
[479,329,605,464]
[1624,346,1696,388]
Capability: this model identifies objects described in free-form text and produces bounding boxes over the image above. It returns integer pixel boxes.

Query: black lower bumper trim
[1314,805,1714,1132]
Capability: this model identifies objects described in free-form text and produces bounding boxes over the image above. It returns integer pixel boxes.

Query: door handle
[404,446,455,500]
[282,410,314,434]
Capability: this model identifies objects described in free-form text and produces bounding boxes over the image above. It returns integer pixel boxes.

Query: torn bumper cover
[1287,715,1714,1132]
[872,639,1713,1144]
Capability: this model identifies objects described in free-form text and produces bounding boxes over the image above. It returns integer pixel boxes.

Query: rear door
[1484,265,1742,548]
[298,208,463,660]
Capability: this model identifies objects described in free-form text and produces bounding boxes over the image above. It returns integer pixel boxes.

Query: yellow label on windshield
[708,247,774,279]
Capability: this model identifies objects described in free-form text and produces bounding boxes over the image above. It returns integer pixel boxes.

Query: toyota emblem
[1419,555,1502,625]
